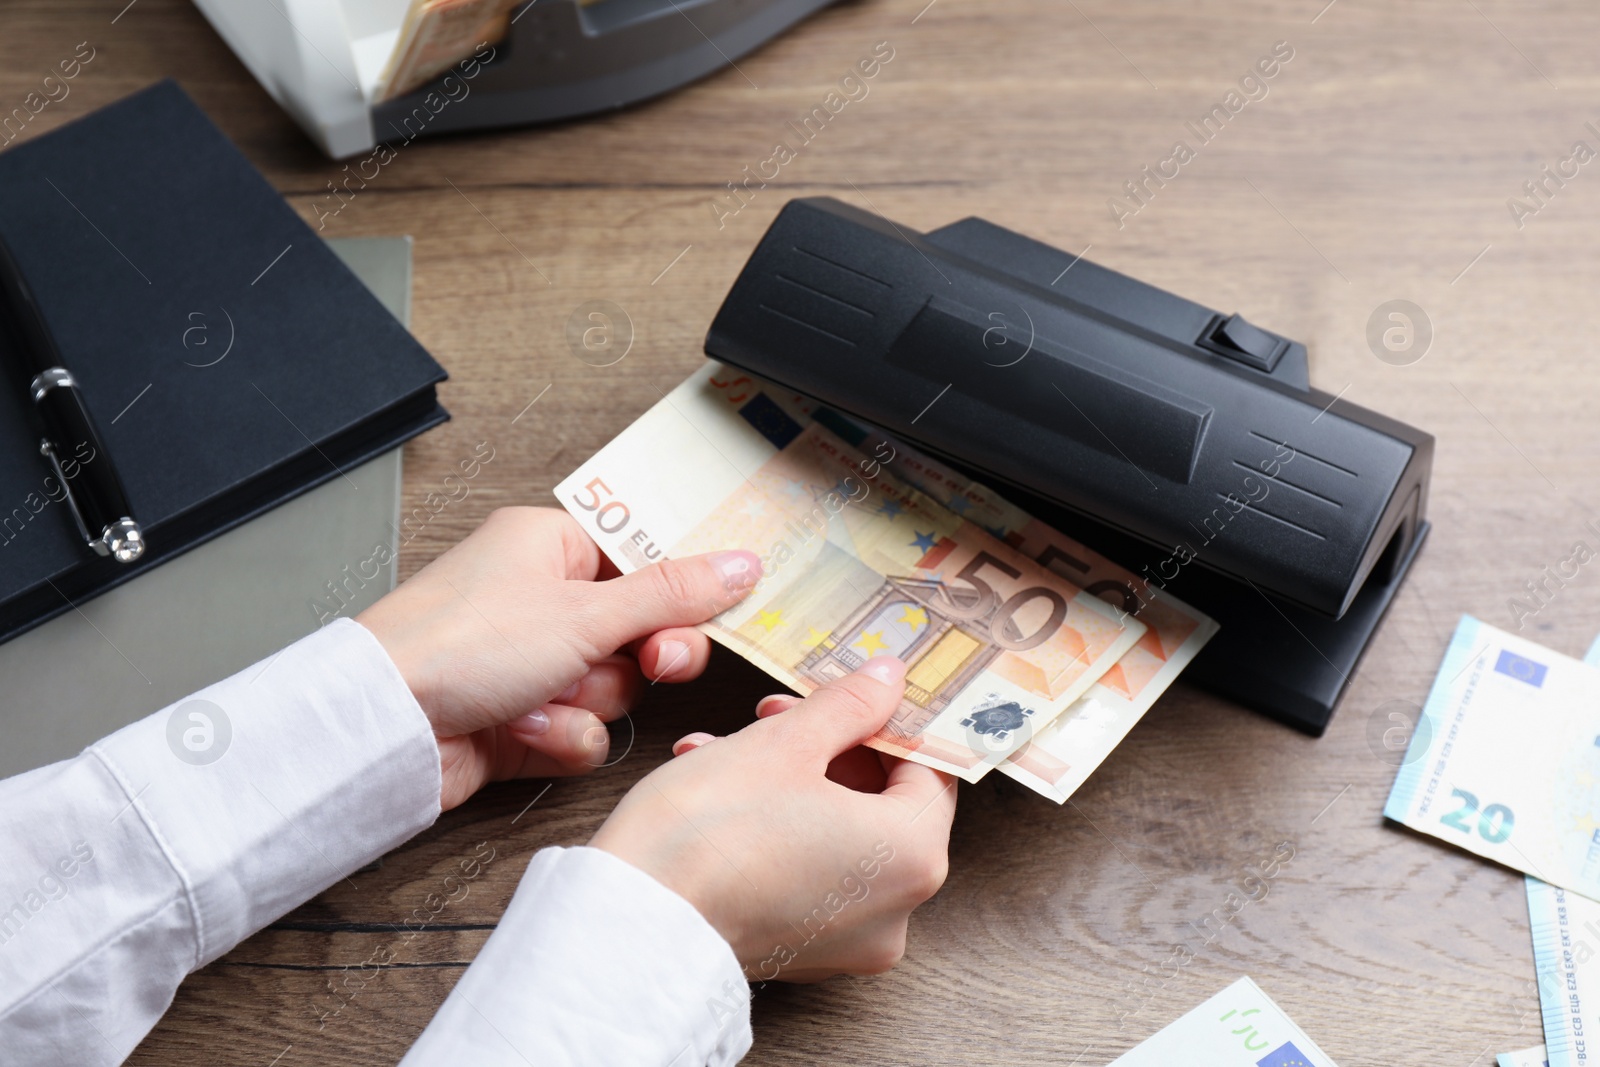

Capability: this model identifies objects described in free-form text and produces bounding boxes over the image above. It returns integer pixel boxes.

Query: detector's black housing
[704,197,1433,734]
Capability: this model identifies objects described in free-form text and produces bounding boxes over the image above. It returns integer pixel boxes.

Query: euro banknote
[1385,615,1600,899]
[842,418,1218,802]
[377,0,517,101]
[639,365,1214,799]
[1498,1046,1548,1067]
[1527,875,1594,1067]
[1516,635,1600,1067]
[1108,976,1341,1066]
[556,363,1146,782]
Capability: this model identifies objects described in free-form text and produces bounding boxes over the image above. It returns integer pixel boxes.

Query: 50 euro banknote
[556,363,1146,782]
[812,412,1218,802]
[678,365,1217,801]
[377,0,518,102]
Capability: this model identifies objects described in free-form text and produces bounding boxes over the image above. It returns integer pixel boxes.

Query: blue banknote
[1386,615,1600,898]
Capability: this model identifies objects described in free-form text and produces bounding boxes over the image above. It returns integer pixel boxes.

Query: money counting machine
[195,0,841,158]
[703,197,1434,735]
[374,0,841,143]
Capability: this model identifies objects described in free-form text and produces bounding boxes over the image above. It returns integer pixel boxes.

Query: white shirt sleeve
[0,617,753,1067]
[400,846,753,1067]
[0,618,442,1065]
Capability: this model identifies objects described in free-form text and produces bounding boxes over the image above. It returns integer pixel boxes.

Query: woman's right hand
[589,655,958,982]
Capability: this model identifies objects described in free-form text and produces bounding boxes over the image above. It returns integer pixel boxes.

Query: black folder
[0,81,448,644]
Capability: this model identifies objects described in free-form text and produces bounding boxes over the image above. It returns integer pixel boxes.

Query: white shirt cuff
[0,618,441,1063]
[402,845,752,1067]
[87,616,442,966]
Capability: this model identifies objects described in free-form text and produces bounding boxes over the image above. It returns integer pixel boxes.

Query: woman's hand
[590,656,958,982]
[358,507,760,810]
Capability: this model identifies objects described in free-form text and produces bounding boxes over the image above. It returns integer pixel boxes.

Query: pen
[0,233,144,563]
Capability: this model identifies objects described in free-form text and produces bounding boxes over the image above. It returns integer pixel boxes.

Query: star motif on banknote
[897,605,929,631]
[755,609,785,632]
[910,530,938,552]
[876,499,904,521]
[741,496,767,519]
[946,494,973,515]
[853,630,890,656]
[804,626,829,648]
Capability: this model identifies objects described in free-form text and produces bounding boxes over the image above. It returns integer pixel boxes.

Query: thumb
[770,655,907,763]
[576,550,762,653]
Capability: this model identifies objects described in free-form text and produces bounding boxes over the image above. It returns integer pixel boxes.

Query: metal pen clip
[39,437,144,562]
[2,230,146,565]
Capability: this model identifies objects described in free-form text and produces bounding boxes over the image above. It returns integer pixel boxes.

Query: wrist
[591,823,750,966]
[356,597,450,729]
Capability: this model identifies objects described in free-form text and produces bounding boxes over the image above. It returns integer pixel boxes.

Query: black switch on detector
[1201,313,1287,372]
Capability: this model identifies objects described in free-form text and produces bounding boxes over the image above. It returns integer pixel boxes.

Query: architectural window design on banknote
[792,563,1055,742]
[795,573,1007,738]
[665,422,1116,777]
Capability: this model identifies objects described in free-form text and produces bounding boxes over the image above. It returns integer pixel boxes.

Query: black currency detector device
[703,197,1433,735]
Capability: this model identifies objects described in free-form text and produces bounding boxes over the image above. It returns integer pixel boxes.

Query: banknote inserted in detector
[702,197,1435,734]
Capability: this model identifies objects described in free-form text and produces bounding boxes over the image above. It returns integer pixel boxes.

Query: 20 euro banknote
[1516,634,1600,1067]
[1526,876,1593,1067]
[1497,1046,1548,1067]
[556,363,1146,781]
[1385,615,1600,898]
[1108,976,1341,1066]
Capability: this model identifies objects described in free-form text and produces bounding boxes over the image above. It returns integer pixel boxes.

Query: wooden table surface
[6,0,1598,1062]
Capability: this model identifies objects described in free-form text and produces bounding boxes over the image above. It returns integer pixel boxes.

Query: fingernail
[859,655,905,686]
[555,680,582,704]
[583,726,609,751]
[514,709,551,735]
[710,550,762,592]
[655,639,690,678]
[672,731,715,756]
[755,693,796,718]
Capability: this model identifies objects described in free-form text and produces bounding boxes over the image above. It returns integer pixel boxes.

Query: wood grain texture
[4,0,1597,1061]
